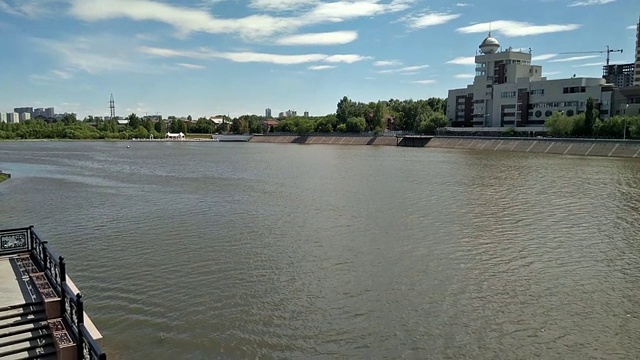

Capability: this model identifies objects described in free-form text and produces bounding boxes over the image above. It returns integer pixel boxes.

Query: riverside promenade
[0,226,106,360]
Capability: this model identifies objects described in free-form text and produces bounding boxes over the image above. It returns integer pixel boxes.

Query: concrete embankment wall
[427,137,640,158]
[250,135,397,146]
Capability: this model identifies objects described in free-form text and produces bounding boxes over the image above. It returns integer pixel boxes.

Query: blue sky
[0,0,638,119]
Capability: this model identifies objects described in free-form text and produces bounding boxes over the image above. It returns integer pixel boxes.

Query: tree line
[0,96,449,140]
[270,96,448,135]
[544,97,640,139]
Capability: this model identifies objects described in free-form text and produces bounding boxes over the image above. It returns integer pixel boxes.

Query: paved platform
[0,255,40,309]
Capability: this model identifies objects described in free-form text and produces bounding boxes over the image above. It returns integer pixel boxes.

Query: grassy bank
[0,172,10,183]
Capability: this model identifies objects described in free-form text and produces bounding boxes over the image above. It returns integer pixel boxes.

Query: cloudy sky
[0,0,638,118]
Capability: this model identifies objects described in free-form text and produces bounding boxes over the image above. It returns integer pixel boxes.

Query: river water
[1,141,640,359]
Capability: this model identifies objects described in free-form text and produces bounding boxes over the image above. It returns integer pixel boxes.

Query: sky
[0,0,638,119]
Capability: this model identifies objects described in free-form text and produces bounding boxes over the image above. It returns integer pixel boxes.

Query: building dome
[479,33,500,54]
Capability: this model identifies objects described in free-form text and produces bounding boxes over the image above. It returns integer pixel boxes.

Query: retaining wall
[427,137,640,158]
[249,135,397,146]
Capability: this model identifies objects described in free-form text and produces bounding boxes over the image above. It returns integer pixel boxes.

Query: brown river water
[1,141,639,359]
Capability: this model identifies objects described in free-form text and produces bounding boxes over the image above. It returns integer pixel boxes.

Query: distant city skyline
[0,0,638,119]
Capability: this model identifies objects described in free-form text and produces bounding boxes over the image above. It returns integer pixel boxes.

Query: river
[1,141,639,359]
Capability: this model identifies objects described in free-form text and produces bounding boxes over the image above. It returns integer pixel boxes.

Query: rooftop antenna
[109,94,115,119]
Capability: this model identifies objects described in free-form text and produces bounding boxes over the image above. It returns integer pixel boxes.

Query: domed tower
[479,32,500,54]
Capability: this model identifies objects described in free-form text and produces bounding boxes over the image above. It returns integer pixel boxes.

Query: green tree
[336,96,353,125]
[154,120,167,134]
[346,117,366,133]
[544,112,573,136]
[295,118,314,135]
[372,101,386,132]
[128,113,141,129]
[584,97,597,137]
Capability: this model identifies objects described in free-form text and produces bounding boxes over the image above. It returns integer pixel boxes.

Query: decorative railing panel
[30,227,64,295]
[63,283,82,336]
[0,226,107,359]
[80,324,107,360]
[0,227,30,256]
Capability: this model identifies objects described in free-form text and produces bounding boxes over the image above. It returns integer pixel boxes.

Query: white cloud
[51,70,73,79]
[456,20,581,37]
[68,0,412,41]
[249,0,317,11]
[532,53,557,61]
[456,3,472,6]
[365,76,376,80]
[0,0,61,18]
[402,12,461,29]
[140,46,370,65]
[69,0,301,40]
[627,25,637,30]
[306,0,412,22]
[325,54,371,63]
[544,71,561,76]
[549,55,600,62]
[377,64,429,73]
[446,56,475,65]
[454,73,474,79]
[374,60,402,66]
[32,35,156,74]
[411,79,436,84]
[176,63,206,70]
[29,70,75,84]
[572,62,604,67]
[308,65,336,70]
[569,0,615,6]
[275,31,358,45]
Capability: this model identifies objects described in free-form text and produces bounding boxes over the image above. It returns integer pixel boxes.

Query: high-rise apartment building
[14,107,33,115]
[45,107,55,118]
[303,111,309,117]
[265,108,272,118]
[0,113,7,123]
[19,112,31,122]
[603,63,636,87]
[6,113,20,123]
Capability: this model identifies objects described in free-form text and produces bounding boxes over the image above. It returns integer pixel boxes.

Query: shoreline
[0,172,10,183]
[249,134,640,159]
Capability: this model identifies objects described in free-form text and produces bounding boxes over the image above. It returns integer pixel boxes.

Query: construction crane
[558,45,623,67]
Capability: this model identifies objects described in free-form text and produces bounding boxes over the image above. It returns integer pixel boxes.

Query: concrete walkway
[0,255,39,309]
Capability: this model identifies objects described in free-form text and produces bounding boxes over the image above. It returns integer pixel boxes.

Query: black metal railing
[0,226,107,360]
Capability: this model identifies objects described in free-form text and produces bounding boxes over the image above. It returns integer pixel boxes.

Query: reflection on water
[1,141,640,359]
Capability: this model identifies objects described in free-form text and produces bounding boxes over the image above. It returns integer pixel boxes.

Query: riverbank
[427,136,640,158]
[249,135,398,146]
[0,172,10,183]
[249,134,640,159]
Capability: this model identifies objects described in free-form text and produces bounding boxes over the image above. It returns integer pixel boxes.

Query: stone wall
[427,137,640,158]
[249,135,398,146]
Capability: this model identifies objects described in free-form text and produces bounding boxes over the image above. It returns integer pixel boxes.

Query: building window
[531,89,544,95]
[545,110,553,117]
[501,91,516,99]
[566,109,574,116]
[535,110,542,118]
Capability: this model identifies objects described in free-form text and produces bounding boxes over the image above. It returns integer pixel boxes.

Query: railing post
[76,293,84,360]
[28,225,35,251]
[59,256,66,318]
[41,240,48,270]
